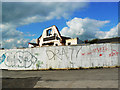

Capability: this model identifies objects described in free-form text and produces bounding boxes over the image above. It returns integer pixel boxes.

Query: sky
[0,1,119,49]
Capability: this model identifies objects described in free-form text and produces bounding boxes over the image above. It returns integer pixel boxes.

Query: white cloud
[1,2,88,49]
[2,0,88,2]
[2,38,29,49]
[1,23,24,40]
[0,23,29,49]
[3,2,88,25]
[25,32,36,37]
[6,39,14,42]
[87,0,119,2]
[3,0,119,2]
[104,23,119,38]
[60,17,110,40]
[20,2,87,25]
[96,23,119,39]
[30,39,37,43]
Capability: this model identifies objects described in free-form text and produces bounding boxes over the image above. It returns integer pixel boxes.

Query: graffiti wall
[0,43,119,70]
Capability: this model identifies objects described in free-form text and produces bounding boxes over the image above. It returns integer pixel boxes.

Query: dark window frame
[68,43,71,45]
[46,29,52,36]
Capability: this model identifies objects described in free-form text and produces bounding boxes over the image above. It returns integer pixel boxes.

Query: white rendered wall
[0,43,119,70]
[39,25,62,47]
[66,38,78,45]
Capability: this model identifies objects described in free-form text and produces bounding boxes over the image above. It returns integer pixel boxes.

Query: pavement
[1,68,119,88]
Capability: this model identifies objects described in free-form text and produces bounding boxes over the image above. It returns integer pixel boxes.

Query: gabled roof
[38,35,42,39]
[37,25,72,42]
[54,25,62,39]
[52,25,72,41]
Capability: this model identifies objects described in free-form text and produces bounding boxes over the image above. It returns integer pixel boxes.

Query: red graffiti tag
[82,53,85,55]
[99,54,102,56]
[87,52,92,55]
[109,50,119,57]
[81,47,108,56]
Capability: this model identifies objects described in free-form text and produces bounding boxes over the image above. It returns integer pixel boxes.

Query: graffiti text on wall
[109,49,119,57]
[4,51,37,68]
[81,47,108,56]
[0,54,6,64]
[46,46,119,61]
[46,47,82,61]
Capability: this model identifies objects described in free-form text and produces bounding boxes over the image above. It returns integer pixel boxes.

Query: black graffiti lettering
[46,50,55,60]
[62,48,69,59]
[46,50,62,60]
[76,47,82,58]
[46,48,76,61]
[4,56,14,67]
[69,48,74,61]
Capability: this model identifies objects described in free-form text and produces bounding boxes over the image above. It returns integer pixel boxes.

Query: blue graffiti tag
[0,54,6,64]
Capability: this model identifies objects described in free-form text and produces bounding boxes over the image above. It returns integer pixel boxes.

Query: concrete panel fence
[0,43,119,70]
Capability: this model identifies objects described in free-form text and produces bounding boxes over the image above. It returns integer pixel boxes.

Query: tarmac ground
[1,68,119,88]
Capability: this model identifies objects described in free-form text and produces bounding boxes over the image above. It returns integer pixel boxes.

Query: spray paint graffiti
[109,49,119,57]
[61,48,69,59]
[46,50,62,60]
[0,44,119,70]
[46,47,78,62]
[81,47,108,56]
[0,54,6,64]
[36,61,43,69]
[35,53,39,56]
[46,46,119,61]
[46,47,74,61]
[4,51,37,68]
[76,47,82,58]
